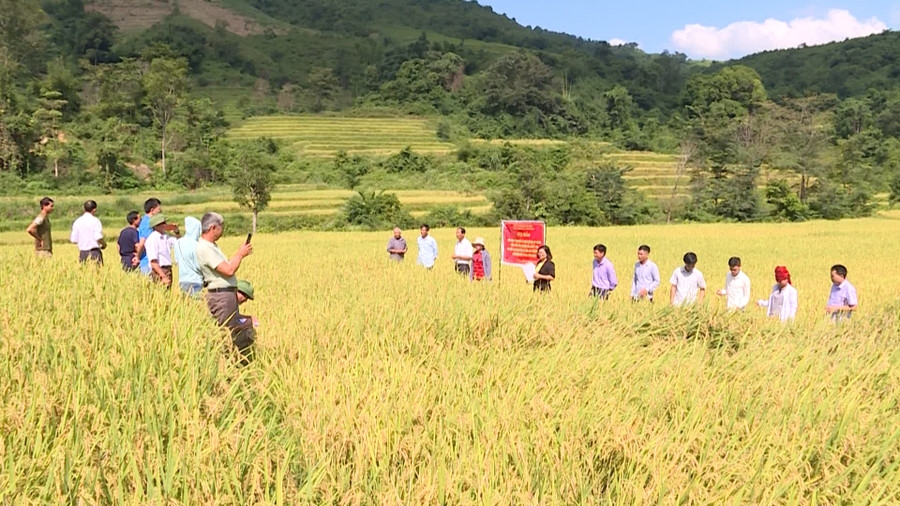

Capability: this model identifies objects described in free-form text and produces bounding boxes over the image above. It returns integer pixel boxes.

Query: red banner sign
[501,220,546,265]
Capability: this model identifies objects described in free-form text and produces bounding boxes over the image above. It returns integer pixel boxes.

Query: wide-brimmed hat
[473,237,486,246]
[149,214,167,228]
[237,280,254,300]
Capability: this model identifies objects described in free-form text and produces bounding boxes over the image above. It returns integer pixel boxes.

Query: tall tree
[142,57,189,178]
[230,141,277,233]
[32,88,67,177]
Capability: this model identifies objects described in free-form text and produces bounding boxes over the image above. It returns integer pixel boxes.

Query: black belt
[207,287,237,293]
[83,248,101,252]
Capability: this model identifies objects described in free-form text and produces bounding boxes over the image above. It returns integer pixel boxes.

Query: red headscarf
[774,266,792,285]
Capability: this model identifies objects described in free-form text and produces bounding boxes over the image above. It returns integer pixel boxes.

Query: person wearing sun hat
[236,279,255,304]
[145,213,180,287]
[469,237,492,281]
[757,265,798,321]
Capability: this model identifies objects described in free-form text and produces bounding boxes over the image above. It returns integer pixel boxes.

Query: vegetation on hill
[3,0,900,226]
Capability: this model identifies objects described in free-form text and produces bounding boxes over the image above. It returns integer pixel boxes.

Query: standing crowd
[387,224,859,322]
[27,197,258,356]
[23,195,859,344]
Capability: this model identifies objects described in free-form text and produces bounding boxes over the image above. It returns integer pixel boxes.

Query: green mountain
[726,30,900,99]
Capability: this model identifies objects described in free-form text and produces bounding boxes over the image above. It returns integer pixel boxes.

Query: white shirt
[454,238,474,265]
[724,271,751,309]
[70,213,104,251]
[670,267,707,306]
[760,283,798,321]
[145,230,176,267]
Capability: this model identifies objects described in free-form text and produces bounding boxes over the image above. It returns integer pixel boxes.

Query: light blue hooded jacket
[174,217,203,285]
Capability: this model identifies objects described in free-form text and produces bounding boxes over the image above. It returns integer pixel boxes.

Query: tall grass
[2,219,899,503]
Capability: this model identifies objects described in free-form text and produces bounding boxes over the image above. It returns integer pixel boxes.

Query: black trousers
[79,249,103,265]
[590,287,611,299]
[455,263,470,276]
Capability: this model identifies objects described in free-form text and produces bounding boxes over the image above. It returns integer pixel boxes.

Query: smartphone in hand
[245,233,253,244]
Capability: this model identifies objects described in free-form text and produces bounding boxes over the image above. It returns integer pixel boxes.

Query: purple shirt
[591,258,618,290]
[828,280,858,308]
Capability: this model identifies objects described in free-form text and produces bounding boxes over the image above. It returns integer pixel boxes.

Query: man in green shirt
[25,197,54,258]
[196,212,253,330]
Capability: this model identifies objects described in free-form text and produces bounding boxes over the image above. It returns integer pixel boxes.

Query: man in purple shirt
[826,264,858,322]
[590,244,617,299]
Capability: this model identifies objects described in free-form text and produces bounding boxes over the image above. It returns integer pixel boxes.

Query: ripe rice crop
[4,216,898,503]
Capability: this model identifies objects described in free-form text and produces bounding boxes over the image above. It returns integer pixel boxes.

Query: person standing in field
[757,266,797,321]
[386,227,407,261]
[632,244,660,302]
[196,212,253,328]
[174,217,204,296]
[533,245,555,292]
[416,224,438,270]
[137,198,162,276]
[716,256,751,311]
[826,264,858,322]
[70,200,106,265]
[116,211,141,271]
[451,227,474,276]
[470,237,492,281]
[145,214,181,288]
[590,244,617,299]
[669,252,706,306]
[25,197,54,258]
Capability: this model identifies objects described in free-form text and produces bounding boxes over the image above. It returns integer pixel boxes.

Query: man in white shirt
[670,251,707,306]
[416,224,438,269]
[451,227,474,276]
[145,213,181,287]
[70,200,106,264]
[717,256,751,310]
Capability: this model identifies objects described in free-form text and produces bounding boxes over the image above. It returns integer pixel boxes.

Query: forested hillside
[3,0,900,225]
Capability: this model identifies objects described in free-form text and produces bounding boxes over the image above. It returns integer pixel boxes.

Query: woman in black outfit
[533,245,555,292]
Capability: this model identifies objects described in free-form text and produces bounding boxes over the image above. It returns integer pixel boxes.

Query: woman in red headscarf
[757,266,798,321]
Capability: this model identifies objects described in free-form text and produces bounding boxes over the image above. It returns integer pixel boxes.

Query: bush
[765,180,809,221]
[341,191,415,230]
[380,147,431,173]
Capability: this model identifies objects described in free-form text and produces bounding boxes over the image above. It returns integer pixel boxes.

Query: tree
[667,140,694,223]
[0,0,44,70]
[770,97,834,203]
[142,57,189,178]
[602,85,635,132]
[32,89,67,177]
[585,162,645,225]
[230,141,277,233]
[307,67,341,113]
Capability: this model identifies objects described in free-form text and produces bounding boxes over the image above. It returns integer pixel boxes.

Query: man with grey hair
[196,212,253,338]
[386,227,407,261]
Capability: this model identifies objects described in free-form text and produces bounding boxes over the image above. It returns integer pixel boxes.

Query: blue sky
[481,0,899,59]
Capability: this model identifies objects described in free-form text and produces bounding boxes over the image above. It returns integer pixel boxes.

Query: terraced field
[228,116,455,156]
[0,186,491,234]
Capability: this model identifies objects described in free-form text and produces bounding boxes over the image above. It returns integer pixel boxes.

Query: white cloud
[671,9,887,60]
[608,38,628,46]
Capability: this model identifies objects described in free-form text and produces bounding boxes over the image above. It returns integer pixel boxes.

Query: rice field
[0,187,491,231]
[227,116,456,156]
[3,216,900,503]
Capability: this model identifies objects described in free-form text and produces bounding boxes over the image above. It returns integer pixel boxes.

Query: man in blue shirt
[136,198,162,275]
[632,244,660,302]
[416,224,438,269]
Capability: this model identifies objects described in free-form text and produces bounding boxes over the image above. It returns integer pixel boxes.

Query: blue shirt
[417,235,438,268]
[632,259,661,298]
[138,214,152,273]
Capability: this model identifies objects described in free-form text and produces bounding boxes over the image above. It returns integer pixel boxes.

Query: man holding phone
[196,212,253,334]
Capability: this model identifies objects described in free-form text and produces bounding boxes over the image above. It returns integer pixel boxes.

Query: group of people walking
[387,225,859,322]
[27,197,258,354]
